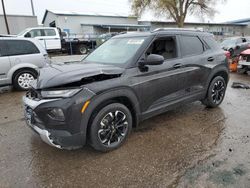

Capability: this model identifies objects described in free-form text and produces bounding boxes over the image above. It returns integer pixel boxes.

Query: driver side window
[146,37,177,60]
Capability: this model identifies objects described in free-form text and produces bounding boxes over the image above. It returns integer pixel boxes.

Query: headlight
[41,88,82,98]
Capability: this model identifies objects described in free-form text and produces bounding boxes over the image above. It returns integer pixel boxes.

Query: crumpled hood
[35,62,124,89]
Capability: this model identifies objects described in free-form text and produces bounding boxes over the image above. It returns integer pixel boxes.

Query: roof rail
[152,28,204,33]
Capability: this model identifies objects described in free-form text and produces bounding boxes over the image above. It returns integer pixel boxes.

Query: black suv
[23,29,229,152]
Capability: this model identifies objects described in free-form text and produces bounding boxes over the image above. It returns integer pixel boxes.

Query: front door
[136,35,190,114]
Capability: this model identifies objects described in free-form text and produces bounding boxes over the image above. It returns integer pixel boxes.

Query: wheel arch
[12,67,38,83]
[204,65,229,98]
[80,87,141,143]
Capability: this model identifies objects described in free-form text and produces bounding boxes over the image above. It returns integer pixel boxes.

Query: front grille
[26,89,41,101]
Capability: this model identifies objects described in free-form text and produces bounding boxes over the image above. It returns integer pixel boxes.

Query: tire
[202,76,227,108]
[77,44,88,54]
[89,103,133,152]
[13,69,37,91]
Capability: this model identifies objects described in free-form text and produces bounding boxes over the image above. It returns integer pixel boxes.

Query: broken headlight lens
[41,88,82,98]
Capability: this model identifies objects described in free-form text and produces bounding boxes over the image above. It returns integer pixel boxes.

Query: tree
[131,0,224,28]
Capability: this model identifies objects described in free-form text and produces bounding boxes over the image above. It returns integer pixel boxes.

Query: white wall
[43,13,138,35]
[0,15,38,34]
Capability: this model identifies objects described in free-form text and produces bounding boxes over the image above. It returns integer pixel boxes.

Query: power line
[1,0,10,34]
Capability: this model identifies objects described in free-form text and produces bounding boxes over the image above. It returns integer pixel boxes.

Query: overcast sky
[0,0,249,24]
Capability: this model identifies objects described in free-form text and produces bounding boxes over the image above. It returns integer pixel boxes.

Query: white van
[17,27,62,51]
[0,37,49,90]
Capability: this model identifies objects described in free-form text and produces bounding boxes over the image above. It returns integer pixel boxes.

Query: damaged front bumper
[23,88,94,150]
[32,123,62,149]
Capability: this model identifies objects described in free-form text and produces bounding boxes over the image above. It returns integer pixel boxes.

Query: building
[226,18,250,36]
[139,21,248,40]
[0,14,38,35]
[42,10,150,37]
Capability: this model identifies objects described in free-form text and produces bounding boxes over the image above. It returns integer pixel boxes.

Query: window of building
[146,37,177,60]
[180,35,204,57]
[5,40,40,56]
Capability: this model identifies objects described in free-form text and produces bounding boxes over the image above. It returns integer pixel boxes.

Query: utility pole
[30,0,35,16]
[1,0,10,34]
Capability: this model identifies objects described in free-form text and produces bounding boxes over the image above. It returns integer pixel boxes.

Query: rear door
[6,40,44,67]
[41,29,61,50]
[0,40,11,85]
[179,35,210,96]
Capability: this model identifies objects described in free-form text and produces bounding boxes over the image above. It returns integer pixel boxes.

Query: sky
[0,0,249,24]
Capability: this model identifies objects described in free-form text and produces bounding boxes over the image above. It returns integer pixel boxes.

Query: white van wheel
[13,70,37,91]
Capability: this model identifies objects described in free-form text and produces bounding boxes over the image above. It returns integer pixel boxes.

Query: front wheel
[89,103,133,152]
[202,76,227,108]
[13,69,37,91]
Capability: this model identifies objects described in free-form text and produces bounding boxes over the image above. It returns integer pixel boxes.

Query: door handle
[173,63,182,69]
[207,57,214,62]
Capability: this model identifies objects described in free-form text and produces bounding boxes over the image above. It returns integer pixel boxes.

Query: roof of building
[42,9,137,24]
[225,18,250,24]
[81,23,150,29]
[0,14,37,18]
[139,20,248,27]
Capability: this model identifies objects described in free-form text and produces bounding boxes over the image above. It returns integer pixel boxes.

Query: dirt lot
[0,73,250,188]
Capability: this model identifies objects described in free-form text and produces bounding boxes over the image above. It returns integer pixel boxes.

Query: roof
[42,9,137,24]
[114,28,212,38]
[0,14,37,18]
[81,23,150,29]
[226,18,250,24]
[139,21,248,27]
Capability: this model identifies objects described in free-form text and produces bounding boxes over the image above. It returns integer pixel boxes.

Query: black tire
[77,44,88,54]
[202,76,227,108]
[89,103,133,152]
[13,69,37,91]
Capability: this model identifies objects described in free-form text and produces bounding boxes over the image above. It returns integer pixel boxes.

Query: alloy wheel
[98,110,129,146]
[211,80,225,104]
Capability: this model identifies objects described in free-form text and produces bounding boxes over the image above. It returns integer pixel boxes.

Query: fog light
[48,108,65,121]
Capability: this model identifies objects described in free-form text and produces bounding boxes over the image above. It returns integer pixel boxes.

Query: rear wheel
[202,76,227,108]
[77,44,88,54]
[13,69,37,91]
[89,103,132,152]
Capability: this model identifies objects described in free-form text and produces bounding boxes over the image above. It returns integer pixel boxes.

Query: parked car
[221,37,250,57]
[0,37,49,90]
[23,29,229,152]
[16,27,96,54]
[237,49,250,74]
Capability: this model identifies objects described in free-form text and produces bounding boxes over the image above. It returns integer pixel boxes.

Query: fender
[80,87,140,144]
[205,64,229,91]
[7,63,39,81]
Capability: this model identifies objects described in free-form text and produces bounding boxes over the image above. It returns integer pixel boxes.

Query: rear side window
[203,36,220,50]
[43,29,56,36]
[5,40,40,56]
[0,40,8,56]
[180,35,204,57]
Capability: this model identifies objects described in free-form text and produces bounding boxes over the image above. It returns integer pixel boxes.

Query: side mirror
[24,32,31,38]
[144,54,164,65]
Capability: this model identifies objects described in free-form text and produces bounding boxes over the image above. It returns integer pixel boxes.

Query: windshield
[17,29,29,36]
[84,37,145,65]
[221,39,237,47]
